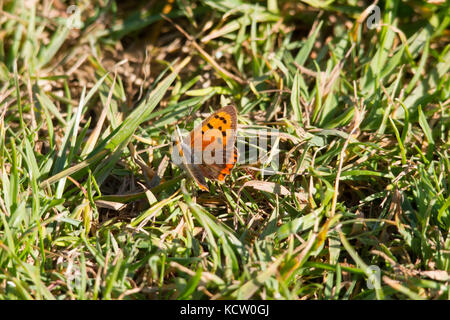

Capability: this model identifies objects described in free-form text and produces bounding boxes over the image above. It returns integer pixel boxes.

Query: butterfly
[173,105,238,191]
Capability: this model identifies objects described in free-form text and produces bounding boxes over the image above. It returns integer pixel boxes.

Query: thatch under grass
[0,0,449,300]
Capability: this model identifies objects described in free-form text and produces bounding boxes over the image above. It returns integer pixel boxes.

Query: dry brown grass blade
[160,14,246,85]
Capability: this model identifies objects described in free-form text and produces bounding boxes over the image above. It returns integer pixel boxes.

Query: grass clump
[0,0,449,299]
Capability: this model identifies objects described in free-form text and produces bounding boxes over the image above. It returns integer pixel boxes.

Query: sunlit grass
[0,0,449,300]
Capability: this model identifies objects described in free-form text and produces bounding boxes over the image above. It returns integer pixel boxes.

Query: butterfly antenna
[175,125,183,141]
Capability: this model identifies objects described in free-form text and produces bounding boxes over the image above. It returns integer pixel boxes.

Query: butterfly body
[174,105,238,191]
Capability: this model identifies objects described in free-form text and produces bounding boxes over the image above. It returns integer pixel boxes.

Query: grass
[0,0,449,300]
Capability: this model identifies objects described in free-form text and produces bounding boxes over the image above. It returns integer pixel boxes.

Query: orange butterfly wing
[179,105,238,191]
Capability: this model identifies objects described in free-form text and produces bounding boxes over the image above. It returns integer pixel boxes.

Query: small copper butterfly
[173,105,238,191]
